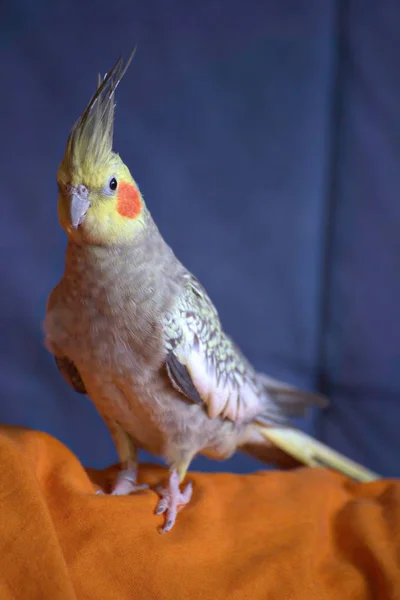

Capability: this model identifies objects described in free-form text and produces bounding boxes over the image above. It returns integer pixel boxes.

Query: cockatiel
[44,50,380,533]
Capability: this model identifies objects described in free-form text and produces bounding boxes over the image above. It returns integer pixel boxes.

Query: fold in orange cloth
[0,425,399,600]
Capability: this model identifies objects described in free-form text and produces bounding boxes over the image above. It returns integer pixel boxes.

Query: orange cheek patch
[116,183,142,219]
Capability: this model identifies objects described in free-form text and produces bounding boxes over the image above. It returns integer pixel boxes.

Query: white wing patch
[164,273,327,424]
[172,321,264,423]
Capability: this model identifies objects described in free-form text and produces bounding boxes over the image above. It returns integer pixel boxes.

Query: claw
[155,470,193,533]
[155,497,169,515]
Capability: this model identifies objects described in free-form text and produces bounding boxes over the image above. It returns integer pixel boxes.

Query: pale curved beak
[68,185,91,229]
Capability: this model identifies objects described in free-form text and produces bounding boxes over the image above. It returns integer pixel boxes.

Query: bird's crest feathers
[62,48,136,172]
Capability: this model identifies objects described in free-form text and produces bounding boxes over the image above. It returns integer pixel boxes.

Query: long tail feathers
[259,373,329,418]
[258,425,381,482]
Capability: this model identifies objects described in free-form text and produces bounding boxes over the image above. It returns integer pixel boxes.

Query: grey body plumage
[45,213,323,470]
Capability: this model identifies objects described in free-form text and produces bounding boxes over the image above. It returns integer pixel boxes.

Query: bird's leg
[112,443,148,495]
[103,418,147,495]
[155,460,193,533]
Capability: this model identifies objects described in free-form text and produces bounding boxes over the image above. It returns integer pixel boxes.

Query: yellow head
[57,50,145,245]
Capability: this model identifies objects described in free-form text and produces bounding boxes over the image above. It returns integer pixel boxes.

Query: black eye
[109,177,118,191]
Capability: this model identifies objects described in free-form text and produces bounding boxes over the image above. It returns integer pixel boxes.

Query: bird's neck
[63,216,183,314]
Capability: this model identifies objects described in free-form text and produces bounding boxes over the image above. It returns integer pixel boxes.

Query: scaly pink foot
[96,468,148,496]
[111,468,148,495]
[155,470,193,533]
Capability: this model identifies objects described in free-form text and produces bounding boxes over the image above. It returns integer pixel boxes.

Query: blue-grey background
[1,1,399,477]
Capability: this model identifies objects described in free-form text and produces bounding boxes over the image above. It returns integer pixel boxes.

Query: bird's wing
[44,286,87,395]
[163,275,380,483]
[163,272,270,422]
[54,355,87,395]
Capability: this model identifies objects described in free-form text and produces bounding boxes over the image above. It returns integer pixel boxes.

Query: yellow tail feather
[259,426,381,483]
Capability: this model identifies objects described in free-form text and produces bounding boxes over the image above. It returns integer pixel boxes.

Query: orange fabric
[0,425,399,600]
